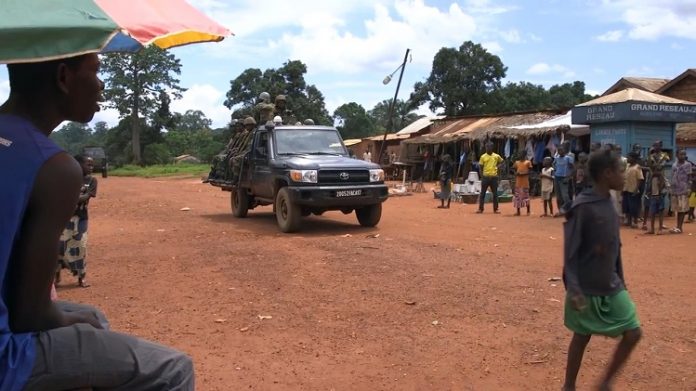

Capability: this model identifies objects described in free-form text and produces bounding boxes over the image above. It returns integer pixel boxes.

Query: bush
[143,143,172,165]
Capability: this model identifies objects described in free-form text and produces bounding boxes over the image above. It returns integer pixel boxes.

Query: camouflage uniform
[229,124,255,182]
[208,117,255,183]
[255,92,275,124]
[273,95,296,125]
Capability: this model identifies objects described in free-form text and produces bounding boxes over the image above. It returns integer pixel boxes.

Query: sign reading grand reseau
[572,101,696,124]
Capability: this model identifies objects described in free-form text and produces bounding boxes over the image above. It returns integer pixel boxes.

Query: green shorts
[564,289,640,338]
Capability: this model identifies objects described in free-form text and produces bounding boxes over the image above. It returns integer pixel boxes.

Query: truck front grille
[318,170,370,184]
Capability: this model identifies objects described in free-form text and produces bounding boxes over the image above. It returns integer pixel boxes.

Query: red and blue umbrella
[0,0,231,63]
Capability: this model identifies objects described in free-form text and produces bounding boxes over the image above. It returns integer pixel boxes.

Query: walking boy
[562,148,642,391]
[540,157,555,217]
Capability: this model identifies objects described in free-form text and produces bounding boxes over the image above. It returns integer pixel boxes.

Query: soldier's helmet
[303,119,315,125]
[273,115,283,125]
[275,95,286,102]
[258,92,270,102]
[243,117,257,126]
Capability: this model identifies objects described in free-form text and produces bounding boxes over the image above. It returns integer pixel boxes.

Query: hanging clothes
[525,138,534,161]
[504,138,511,158]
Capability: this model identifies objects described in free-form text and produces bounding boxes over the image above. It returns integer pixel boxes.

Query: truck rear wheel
[231,188,249,217]
[356,203,382,227]
[275,187,301,233]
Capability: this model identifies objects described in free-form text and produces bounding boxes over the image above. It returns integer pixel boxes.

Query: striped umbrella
[0,0,231,64]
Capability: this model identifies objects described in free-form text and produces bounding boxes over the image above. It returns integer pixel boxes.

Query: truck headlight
[369,169,384,182]
[290,170,318,183]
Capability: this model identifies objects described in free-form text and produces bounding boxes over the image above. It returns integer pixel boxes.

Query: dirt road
[58,177,696,390]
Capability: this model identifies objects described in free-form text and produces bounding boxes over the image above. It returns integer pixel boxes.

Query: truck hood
[273,154,381,170]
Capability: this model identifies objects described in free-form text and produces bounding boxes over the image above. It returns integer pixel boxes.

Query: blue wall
[590,121,676,157]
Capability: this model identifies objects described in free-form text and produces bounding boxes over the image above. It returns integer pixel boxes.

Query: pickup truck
[207,124,389,232]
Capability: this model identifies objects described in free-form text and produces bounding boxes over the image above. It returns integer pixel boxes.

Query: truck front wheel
[275,188,301,233]
[231,188,249,217]
[356,204,382,227]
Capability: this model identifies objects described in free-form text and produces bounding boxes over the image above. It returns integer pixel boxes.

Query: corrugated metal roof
[395,116,444,135]
[365,134,410,141]
[578,88,696,106]
[343,139,363,146]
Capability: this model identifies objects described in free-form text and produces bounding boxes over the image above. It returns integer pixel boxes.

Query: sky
[1,0,695,129]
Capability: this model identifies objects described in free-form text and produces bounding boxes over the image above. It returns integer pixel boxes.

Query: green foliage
[411,41,507,115]
[109,163,209,178]
[142,143,172,165]
[368,99,421,133]
[50,122,92,155]
[164,128,223,163]
[333,102,377,139]
[171,109,213,133]
[224,60,331,125]
[101,46,185,163]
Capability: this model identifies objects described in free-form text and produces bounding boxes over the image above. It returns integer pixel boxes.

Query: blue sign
[572,102,696,124]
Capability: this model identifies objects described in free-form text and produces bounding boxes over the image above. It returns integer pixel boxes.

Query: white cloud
[529,33,542,42]
[670,42,684,50]
[191,0,479,75]
[598,0,696,41]
[170,84,231,128]
[500,29,523,43]
[481,41,503,54]
[464,0,518,15]
[91,108,120,127]
[274,0,478,74]
[595,30,624,42]
[527,62,576,78]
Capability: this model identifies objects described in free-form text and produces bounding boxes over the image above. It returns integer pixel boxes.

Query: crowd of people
[435,135,695,235]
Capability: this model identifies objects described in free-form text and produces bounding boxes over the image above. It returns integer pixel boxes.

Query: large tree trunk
[131,112,141,164]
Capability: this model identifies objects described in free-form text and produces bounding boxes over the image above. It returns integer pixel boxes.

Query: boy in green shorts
[562,148,642,391]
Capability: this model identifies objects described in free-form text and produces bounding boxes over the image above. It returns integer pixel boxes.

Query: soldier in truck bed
[274,95,296,125]
[229,117,256,182]
[207,117,255,183]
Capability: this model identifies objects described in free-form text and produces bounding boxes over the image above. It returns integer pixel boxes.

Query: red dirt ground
[57,176,696,391]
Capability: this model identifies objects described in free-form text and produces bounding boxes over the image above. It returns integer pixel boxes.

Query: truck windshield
[275,129,347,156]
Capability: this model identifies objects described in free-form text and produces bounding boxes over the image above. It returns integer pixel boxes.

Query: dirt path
[58,177,696,390]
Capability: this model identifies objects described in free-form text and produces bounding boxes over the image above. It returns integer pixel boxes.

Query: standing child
[622,152,644,228]
[646,166,667,235]
[540,157,555,217]
[437,154,454,209]
[512,151,533,216]
[562,148,642,391]
[669,149,692,233]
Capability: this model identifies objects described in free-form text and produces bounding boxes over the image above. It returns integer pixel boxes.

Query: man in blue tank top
[0,54,194,390]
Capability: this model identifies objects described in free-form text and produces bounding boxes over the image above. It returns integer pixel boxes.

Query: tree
[410,41,507,115]
[548,81,595,109]
[224,60,331,125]
[486,82,550,113]
[50,122,92,155]
[101,46,185,164]
[333,103,376,139]
[171,110,212,133]
[368,99,421,133]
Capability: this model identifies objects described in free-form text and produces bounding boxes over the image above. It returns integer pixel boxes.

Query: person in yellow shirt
[477,142,504,214]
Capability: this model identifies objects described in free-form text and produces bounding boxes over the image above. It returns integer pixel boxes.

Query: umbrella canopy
[0,0,231,64]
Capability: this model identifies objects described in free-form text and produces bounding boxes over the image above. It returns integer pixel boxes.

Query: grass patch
[109,163,210,178]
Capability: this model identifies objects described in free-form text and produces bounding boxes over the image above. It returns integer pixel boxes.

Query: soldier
[229,117,257,183]
[206,117,243,182]
[255,92,275,124]
[274,95,295,124]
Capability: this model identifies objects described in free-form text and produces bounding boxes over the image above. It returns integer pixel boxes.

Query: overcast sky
[1,0,694,128]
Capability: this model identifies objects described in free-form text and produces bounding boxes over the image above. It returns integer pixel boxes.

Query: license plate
[336,189,362,197]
